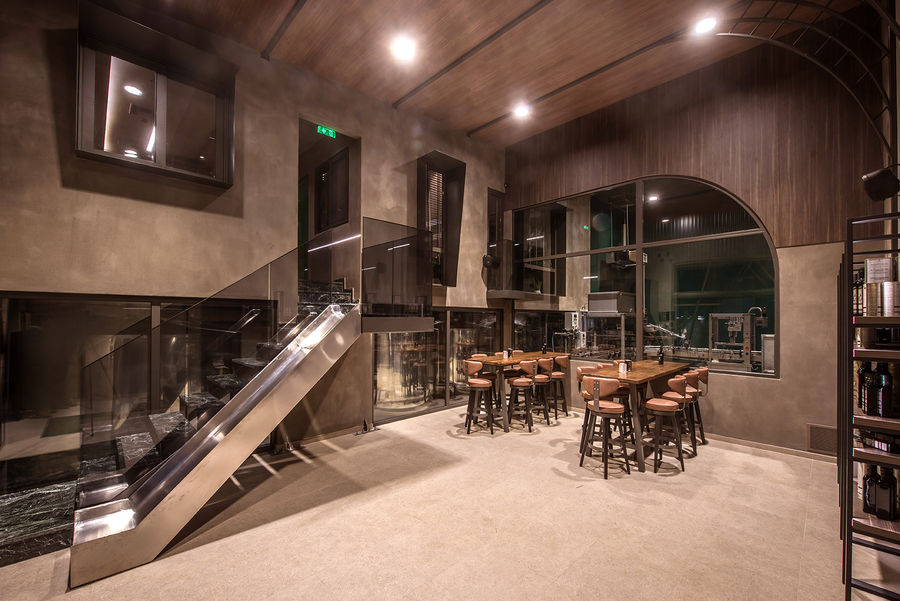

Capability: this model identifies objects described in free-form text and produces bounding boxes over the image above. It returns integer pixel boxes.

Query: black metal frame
[841,212,900,600]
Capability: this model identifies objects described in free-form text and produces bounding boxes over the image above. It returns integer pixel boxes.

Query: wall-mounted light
[123,149,138,158]
[647,194,659,202]
[862,166,900,201]
[583,275,598,280]
[525,235,544,241]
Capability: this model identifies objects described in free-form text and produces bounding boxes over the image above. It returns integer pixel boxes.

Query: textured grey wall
[0,1,504,303]
[703,242,840,451]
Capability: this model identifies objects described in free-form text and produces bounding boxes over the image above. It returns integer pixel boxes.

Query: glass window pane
[643,178,759,242]
[590,184,635,249]
[166,78,217,177]
[92,54,156,161]
[643,235,775,372]
[448,311,501,404]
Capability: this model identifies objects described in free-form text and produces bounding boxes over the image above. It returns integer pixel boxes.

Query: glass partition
[591,183,636,249]
[448,311,501,404]
[644,234,775,370]
[361,218,432,316]
[643,178,759,243]
[77,244,351,510]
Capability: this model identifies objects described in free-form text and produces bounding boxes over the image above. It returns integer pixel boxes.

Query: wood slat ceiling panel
[479,35,758,147]
[400,0,736,132]
[137,0,297,51]
[270,0,537,103]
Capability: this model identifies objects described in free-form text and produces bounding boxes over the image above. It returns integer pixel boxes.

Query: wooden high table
[583,359,691,472]
[471,351,570,433]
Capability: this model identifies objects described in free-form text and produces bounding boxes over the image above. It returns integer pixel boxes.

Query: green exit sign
[316,125,336,138]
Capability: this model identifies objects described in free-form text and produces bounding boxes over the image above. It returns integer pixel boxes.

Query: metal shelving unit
[840,212,900,601]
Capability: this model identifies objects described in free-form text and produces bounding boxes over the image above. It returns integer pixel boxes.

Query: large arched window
[508,176,777,375]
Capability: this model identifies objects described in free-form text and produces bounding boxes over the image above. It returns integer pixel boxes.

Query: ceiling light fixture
[123,85,143,96]
[199,155,205,160]
[123,149,138,158]
[390,36,416,62]
[513,103,531,119]
[661,218,670,223]
[647,194,659,202]
[695,17,717,34]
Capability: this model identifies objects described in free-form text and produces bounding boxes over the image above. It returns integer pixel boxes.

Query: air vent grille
[808,423,837,456]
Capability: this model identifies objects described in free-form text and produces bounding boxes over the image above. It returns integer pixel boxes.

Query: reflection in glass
[166,78,217,177]
[372,329,439,424]
[514,311,564,351]
[590,184,635,249]
[644,235,775,370]
[643,178,758,242]
[448,311,501,404]
[92,54,156,161]
[515,203,566,295]
[361,218,432,317]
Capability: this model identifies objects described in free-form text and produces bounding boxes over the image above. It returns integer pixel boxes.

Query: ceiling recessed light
[513,103,531,118]
[695,17,717,34]
[661,218,670,223]
[390,36,416,62]
[123,149,138,158]
[199,155,205,160]
[123,85,143,96]
[647,194,659,202]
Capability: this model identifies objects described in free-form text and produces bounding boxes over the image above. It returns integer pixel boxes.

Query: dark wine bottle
[865,363,880,416]
[863,464,879,515]
[859,362,871,409]
[658,346,664,365]
[876,467,898,521]
[876,363,894,418]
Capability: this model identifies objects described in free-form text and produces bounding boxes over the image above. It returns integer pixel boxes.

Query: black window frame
[76,2,235,188]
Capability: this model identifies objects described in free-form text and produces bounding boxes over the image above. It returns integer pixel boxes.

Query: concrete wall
[0,1,504,303]
[705,243,840,451]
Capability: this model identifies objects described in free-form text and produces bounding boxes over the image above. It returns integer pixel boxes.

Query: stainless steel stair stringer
[69,304,361,586]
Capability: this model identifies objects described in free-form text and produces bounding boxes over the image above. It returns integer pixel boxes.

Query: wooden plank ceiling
[141,0,862,148]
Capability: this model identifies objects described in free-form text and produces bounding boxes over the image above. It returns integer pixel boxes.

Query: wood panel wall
[504,44,884,248]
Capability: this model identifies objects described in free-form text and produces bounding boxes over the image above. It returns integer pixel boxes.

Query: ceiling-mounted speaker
[862,167,900,201]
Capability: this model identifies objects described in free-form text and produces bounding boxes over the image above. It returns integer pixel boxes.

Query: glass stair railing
[69,246,360,586]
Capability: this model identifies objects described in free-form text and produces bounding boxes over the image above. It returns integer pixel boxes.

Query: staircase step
[115,432,159,471]
[205,373,245,399]
[180,392,226,422]
[149,412,195,458]
[0,481,75,567]
[256,342,285,362]
[232,357,267,380]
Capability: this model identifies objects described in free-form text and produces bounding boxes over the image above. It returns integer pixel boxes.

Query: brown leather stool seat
[464,361,500,435]
[586,400,626,414]
[511,377,533,387]
[645,398,678,412]
[468,378,493,388]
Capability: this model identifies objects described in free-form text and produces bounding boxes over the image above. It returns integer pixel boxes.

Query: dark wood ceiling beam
[392,0,554,108]
[261,0,308,60]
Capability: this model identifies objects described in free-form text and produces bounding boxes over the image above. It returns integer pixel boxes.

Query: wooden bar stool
[508,362,536,432]
[579,376,631,478]
[521,359,551,425]
[549,355,569,417]
[464,360,497,435]
[644,396,685,473]
[537,357,558,420]
[661,376,698,456]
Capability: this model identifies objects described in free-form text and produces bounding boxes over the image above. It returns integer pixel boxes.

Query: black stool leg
[617,416,631,475]
[652,414,663,473]
[525,388,533,432]
[694,401,707,444]
[466,390,475,434]
[579,411,595,467]
[540,386,550,425]
[672,413,685,471]
[686,404,698,456]
[601,416,610,479]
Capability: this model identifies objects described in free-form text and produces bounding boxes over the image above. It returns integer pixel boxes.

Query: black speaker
[862,167,900,201]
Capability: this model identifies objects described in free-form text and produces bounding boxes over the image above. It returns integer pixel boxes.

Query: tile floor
[1,408,898,600]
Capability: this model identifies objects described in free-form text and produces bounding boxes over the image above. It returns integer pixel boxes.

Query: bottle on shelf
[876,467,898,521]
[865,363,880,416]
[875,362,894,418]
[858,362,872,409]
[863,464,879,515]
[541,343,547,354]
[658,346,664,365]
